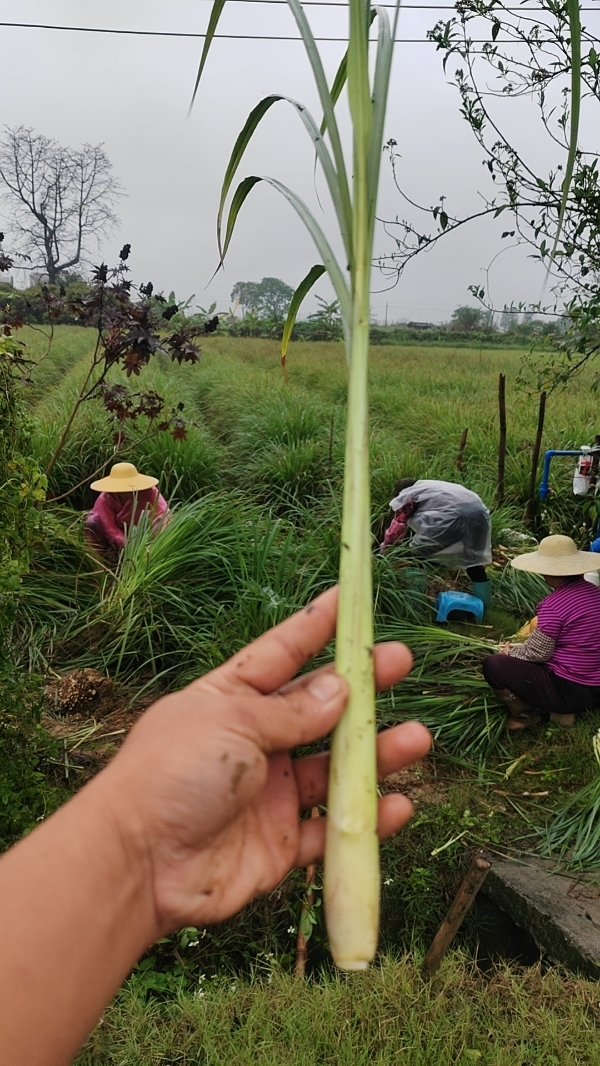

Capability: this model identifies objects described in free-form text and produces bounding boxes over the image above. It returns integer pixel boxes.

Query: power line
[0,21,577,42]
[115,0,600,8]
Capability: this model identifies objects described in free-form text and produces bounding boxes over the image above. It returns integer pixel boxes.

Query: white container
[573,447,592,495]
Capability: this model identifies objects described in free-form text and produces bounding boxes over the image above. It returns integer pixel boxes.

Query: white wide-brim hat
[511,534,600,576]
[91,462,158,493]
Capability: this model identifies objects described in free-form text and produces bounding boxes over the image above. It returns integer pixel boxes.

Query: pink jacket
[88,488,169,550]
[380,499,415,551]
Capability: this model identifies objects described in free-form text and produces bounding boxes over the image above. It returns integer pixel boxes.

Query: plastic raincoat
[386,479,492,569]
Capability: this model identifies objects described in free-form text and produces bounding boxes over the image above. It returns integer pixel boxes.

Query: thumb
[251,670,349,752]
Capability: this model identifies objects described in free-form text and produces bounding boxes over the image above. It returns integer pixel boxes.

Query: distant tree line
[0,264,564,348]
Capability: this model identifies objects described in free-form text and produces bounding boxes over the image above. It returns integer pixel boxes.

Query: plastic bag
[389,479,492,569]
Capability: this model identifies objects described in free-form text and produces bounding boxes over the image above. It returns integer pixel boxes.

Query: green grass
[25,331,599,528]
[76,955,600,1065]
[13,327,600,988]
[19,329,599,766]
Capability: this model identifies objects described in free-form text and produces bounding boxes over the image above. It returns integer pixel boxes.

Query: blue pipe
[539,449,586,499]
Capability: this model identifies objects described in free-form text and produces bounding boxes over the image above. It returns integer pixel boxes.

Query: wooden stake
[524,391,547,525]
[497,374,506,504]
[589,433,600,494]
[295,807,320,978]
[422,851,491,977]
[456,428,468,473]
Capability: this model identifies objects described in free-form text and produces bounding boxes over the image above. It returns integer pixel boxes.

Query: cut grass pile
[540,728,600,870]
[76,954,600,1065]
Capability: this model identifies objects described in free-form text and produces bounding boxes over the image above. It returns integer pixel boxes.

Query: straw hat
[90,462,158,493]
[511,535,600,576]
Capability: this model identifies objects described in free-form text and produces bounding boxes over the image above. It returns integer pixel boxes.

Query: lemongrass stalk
[325,311,378,968]
[191,0,399,969]
[324,0,378,965]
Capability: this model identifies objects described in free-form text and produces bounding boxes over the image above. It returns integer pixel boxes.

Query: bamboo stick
[456,428,468,473]
[497,374,506,504]
[589,433,600,494]
[295,807,320,978]
[524,391,547,525]
[422,851,491,977]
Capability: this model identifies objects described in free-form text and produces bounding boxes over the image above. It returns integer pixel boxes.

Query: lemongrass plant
[193,0,400,968]
[540,728,600,870]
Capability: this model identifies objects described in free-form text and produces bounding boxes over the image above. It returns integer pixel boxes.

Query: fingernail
[307,672,343,704]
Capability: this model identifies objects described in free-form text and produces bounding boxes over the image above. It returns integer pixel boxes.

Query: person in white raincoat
[380,478,492,607]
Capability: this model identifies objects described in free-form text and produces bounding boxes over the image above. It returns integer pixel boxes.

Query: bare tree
[0,126,122,284]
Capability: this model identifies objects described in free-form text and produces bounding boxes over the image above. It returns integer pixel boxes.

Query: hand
[100,587,431,937]
[499,641,512,655]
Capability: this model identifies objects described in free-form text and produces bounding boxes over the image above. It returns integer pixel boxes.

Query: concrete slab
[482,853,600,978]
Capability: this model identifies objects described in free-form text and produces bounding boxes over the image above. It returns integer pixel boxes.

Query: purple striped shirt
[537,578,600,687]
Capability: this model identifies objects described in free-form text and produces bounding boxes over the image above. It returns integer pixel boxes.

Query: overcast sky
[1,0,594,322]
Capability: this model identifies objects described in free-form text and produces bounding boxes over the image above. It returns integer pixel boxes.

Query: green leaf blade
[286,0,353,267]
[281,264,326,374]
[217,97,282,258]
[218,97,351,263]
[219,175,351,329]
[189,0,228,112]
[218,95,351,262]
[221,175,263,261]
[367,7,394,234]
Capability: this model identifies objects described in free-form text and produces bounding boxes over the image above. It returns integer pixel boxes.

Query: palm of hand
[116,693,303,932]
[105,588,430,936]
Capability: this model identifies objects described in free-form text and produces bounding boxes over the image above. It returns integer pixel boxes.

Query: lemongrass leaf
[348,0,373,161]
[217,97,281,259]
[217,97,351,261]
[221,175,351,324]
[320,9,376,137]
[281,264,326,376]
[367,8,394,232]
[189,0,228,112]
[286,0,353,267]
[320,53,347,136]
[220,175,263,260]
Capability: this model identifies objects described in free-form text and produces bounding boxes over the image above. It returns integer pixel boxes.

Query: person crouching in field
[482,535,600,730]
[84,462,170,555]
[380,477,492,608]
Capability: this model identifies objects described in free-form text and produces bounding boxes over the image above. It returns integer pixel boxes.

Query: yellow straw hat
[511,534,600,577]
[90,462,158,493]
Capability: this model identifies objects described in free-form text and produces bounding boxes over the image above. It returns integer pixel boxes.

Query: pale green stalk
[324,0,379,970]
[326,302,377,968]
[192,0,399,969]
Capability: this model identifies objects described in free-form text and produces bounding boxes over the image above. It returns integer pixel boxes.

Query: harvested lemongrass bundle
[540,729,600,871]
[376,622,504,760]
[192,0,401,967]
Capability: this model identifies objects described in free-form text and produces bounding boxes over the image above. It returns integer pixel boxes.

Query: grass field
[76,956,600,1065]
[24,326,597,523]
[18,325,600,802]
[10,327,600,1060]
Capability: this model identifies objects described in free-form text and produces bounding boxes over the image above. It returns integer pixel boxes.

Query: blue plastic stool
[435,590,484,625]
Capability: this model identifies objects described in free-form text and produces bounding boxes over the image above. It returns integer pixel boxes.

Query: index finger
[196,586,339,696]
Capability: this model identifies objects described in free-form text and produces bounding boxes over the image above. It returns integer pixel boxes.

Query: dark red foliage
[3,243,201,475]
[166,328,202,365]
